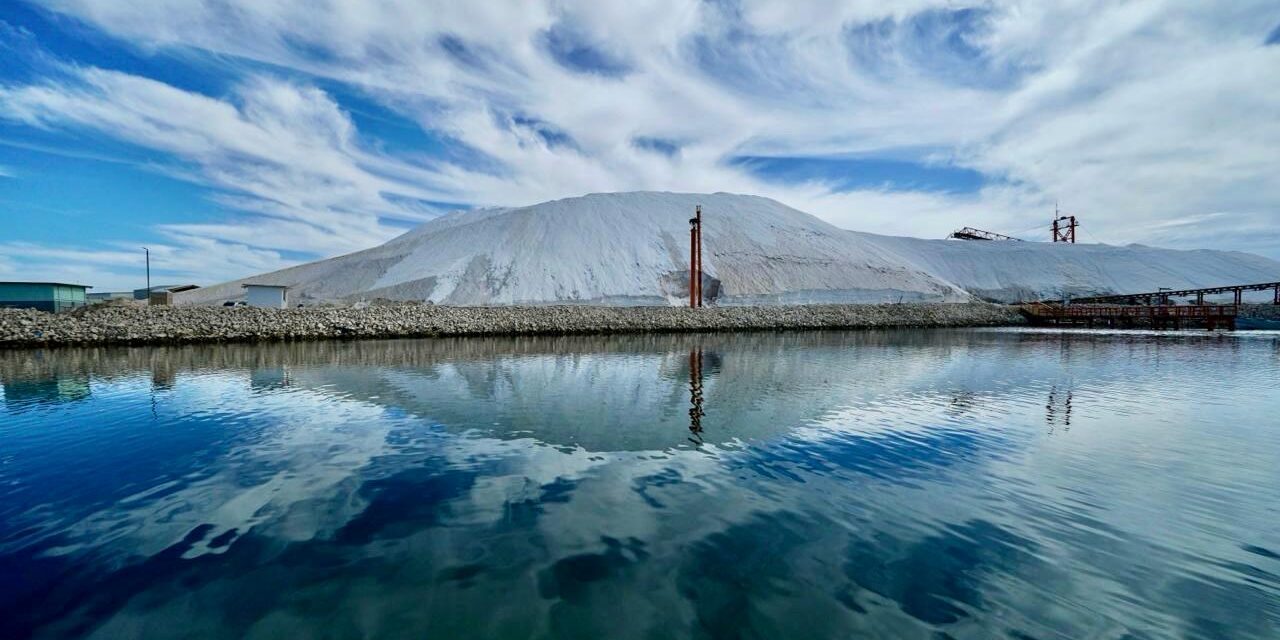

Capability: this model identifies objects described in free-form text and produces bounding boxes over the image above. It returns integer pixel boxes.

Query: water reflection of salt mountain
[3,330,1135,448]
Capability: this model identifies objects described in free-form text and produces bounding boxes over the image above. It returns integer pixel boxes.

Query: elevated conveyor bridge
[1063,281,1280,306]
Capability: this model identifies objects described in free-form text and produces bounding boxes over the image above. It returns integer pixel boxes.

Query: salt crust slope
[179,192,1280,306]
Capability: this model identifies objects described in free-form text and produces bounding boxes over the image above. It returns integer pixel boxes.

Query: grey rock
[0,302,1023,348]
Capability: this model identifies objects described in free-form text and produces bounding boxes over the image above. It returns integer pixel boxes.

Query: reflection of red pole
[689,348,704,442]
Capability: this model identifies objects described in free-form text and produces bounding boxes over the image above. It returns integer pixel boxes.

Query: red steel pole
[695,205,702,307]
[691,218,701,308]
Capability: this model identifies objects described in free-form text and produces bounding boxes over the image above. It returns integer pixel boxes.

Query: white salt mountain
[178,192,1280,306]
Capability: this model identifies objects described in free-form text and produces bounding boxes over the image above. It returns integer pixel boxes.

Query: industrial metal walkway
[1066,281,1280,305]
[948,227,1023,242]
[1020,304,1238,330]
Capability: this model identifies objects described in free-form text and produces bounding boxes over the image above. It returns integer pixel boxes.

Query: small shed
[243,284,289,309]
[0,282,91,313]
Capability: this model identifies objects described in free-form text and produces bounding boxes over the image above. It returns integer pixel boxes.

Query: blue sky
[1,1,1278,290]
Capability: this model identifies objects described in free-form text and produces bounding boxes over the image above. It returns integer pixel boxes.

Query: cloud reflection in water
[2,329,1279,639]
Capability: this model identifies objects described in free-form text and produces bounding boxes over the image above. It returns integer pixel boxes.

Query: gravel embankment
[0,303,1023,348]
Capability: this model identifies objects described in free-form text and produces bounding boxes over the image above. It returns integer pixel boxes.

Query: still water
[2,329,1278,639]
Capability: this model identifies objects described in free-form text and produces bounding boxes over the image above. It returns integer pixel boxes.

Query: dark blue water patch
[0,388,262,547]
[334,460,481,544]
[0,375,91,412]
[438,561,486,586]
[2,331,1279,638]
[479,475,585,537]
[538,476,578,504]
[632,468,685,509]
[538,536,660,638]
[0,545,70,634]
[207,528,238,549]
[676,510,819,639]
[843,519,1048,626]
[1160,569,1280,639]
[1,522,236,639]
[1242,544,1280,560]
[538,536,649,601]
[723,424,1001,488]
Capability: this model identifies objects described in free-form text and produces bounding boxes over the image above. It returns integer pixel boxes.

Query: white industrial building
[242,284,289,309]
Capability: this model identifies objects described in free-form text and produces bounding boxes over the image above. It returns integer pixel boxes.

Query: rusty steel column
[695,205,703,308]
[689,216,697,308]
[1234,288,1242,306]
[689,205,703,308]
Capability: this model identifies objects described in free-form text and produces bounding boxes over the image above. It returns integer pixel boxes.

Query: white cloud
[0,237,294,291]
[1,0,1277,288]
[1,70,448,228]
[0,68,458,287]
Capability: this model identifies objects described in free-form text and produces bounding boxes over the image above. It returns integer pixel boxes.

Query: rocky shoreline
[0,302,1023,348]
[1239,304,1280,320]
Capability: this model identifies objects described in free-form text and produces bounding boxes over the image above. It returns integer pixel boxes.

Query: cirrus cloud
[1,0,1278,289]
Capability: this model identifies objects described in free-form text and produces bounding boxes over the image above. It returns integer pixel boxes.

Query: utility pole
[143,247,151,294]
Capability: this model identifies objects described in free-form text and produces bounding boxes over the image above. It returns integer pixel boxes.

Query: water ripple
[1,329,1278,639]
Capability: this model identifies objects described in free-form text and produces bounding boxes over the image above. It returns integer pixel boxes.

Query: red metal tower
[1052,208,1078,243]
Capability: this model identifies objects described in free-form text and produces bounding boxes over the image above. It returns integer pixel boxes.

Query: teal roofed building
[0,282,91,313]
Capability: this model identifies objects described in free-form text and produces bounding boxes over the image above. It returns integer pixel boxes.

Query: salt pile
[178,192,1280,306]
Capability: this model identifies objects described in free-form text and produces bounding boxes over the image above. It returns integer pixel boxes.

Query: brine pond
[2,329,1278,639]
